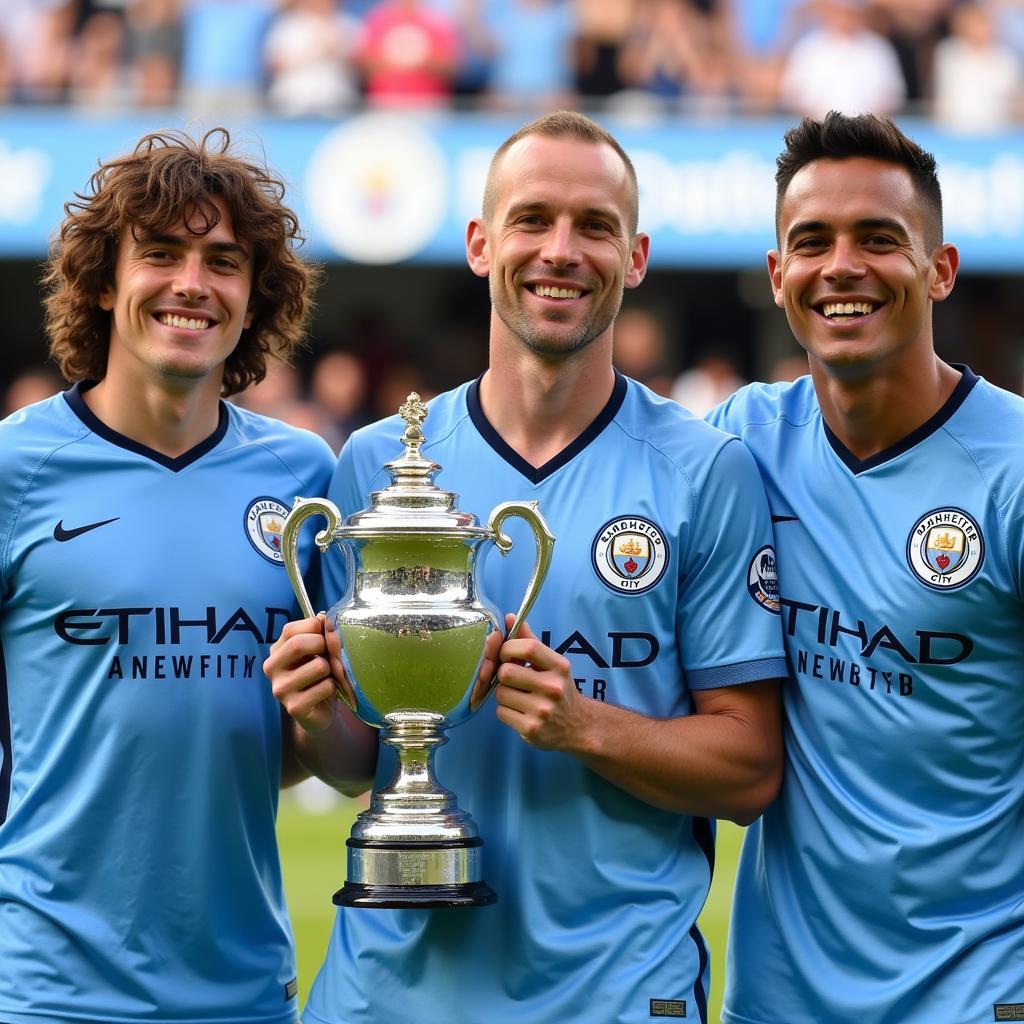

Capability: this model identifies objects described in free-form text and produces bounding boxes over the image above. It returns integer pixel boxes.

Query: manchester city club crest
[592,516,669,594]
[747,545,781,613]
[245,497,290,564]
[906,507,984,590]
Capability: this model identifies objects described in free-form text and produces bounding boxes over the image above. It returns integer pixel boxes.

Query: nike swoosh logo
[771,514,800,524]
[53,517,120,542]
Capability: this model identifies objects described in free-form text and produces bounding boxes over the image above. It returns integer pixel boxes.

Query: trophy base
[336,837,496,909]
[333,879,497,909]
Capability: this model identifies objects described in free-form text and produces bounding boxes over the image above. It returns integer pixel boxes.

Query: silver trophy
[281,393,554,908]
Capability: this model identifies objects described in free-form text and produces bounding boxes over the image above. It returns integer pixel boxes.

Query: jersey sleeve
[677,437,787,689]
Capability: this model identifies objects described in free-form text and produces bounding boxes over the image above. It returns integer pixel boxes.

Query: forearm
[568,683,782,823]
[291,704,378,798]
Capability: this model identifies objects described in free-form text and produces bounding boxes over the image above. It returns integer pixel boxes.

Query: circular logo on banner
[245,497,289,564]
[906,507,984,590]
[592,516,669,595]
[747,545,780,613]
[306,114,448,264]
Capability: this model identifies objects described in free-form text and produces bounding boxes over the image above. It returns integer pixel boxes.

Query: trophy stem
[334,711,497,909]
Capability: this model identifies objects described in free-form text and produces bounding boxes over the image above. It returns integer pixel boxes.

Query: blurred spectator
[68,10,125,107]
[234,360,304,417]
[778,0,906,116]
[357,0,460,108]
[0,30,13,104]
[721,0,807,112]
[612,308,675,396]
[869,0,950,104]
[932,2,1022,133]
[617,0,728,111]
[264,0,360,115]
[481,0,577,111]
[179,0,272,111]
[5,0,75,103]
[574,0,635,99]
[372,359,431,419]
[993,0,1024,63]
[441,0,494,98]
[4,366,64,416]
[124,0,182,107]
[671,346,746,415]
[768,353,809,382]
[309,348,370,449]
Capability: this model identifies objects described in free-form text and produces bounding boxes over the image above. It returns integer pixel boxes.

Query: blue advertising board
[1,108,1021,270]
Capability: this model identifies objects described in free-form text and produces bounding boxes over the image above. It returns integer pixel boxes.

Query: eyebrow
[132,232,251,260]
[505,201,624,230]
[785,217,909,245]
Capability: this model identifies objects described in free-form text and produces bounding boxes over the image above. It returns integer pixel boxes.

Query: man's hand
[264,613,352,734]
[493,617,589,753]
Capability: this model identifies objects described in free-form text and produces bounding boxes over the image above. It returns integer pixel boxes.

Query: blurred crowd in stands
[2,0,1023,130]
[3,0,1022,439]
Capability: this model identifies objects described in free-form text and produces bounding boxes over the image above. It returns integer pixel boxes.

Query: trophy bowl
[281,394,554,908]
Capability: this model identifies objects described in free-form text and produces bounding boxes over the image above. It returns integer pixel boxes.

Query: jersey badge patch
[592,516,669,594]
[245,497,289,564]
[747,545,780,613]
[906,507,984,590]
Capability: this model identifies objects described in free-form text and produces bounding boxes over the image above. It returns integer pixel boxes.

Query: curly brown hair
[43,127,319,396]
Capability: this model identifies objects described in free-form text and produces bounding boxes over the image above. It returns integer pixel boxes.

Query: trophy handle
[486,500,556,641]
[281,496,343,619]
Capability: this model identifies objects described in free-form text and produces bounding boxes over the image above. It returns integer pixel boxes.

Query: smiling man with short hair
[709,111,1024,1024]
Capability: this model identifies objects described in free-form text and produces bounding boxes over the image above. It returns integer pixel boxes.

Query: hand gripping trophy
[281,394,554,908]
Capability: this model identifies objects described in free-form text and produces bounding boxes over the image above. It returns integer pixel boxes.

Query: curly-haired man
[0,128,342,1024]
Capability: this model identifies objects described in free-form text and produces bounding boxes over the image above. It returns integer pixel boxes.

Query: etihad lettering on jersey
[53,606,293,681]
[539,628,661,702]
[781,597,975,698]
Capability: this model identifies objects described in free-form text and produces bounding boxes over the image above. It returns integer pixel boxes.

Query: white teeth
[822,301,875,318]
[159,313,210,330]
[534,285,582,300]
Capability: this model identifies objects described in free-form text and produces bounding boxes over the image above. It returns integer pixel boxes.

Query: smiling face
[466,135,648,361]
[99,196,254,391]
[769,157,957,381]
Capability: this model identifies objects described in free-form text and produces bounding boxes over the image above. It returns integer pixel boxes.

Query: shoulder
[949,375,1024,492]
[225,403,337,484]
[0,391,87,477]
[706,376,817,438]
[613,378,764,494]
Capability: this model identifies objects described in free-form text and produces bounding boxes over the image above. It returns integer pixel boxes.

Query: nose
[540,219,581,268]
[822,235,865,281]
[172,252,210,300]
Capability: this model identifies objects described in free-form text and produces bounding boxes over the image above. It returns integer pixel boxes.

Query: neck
[811,354,961,461]
[480,332,616,468]
[84,372,225,457]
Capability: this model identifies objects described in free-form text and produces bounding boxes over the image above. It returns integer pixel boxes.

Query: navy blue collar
[467,371,628,484]
[64,381,229,472]
[823,364,979,474]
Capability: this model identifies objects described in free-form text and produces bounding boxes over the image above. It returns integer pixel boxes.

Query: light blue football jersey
[304,374,787,1024]
[708,367,1024,1024]
[0,383,335,1024]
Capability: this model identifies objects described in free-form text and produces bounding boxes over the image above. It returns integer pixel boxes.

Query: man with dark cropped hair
[709,111,1024,1024]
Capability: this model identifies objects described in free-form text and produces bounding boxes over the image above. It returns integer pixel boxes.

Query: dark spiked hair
[775,111,943,249]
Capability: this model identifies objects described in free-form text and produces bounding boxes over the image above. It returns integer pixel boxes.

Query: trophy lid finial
[398,392,428,451]
[339,390,487,534]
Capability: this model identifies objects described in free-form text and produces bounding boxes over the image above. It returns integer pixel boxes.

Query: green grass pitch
[278,793,744,1024]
